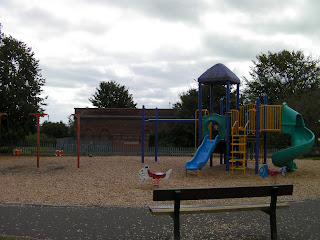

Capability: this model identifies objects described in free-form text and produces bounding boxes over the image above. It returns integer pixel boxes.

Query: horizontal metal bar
[147,119,197,122]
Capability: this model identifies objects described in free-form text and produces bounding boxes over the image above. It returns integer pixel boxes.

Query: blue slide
[186,135,220,173]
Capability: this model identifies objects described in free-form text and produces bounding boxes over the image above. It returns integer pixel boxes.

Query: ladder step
[231,159,246,162]
[231,143,246,146]
[231,166,246,170]
[231,151,246,154]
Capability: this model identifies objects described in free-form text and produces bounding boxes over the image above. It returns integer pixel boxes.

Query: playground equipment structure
[142,63,315,175]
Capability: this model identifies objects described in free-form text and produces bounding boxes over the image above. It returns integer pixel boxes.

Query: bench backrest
[153,184,293,201]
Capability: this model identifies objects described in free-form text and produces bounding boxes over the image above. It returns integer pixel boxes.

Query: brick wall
[73,108,175,147]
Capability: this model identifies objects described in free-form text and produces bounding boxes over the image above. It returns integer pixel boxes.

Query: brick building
[74,108,175,147]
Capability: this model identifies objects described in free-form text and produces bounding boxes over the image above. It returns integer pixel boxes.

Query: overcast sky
[1,0,320,123]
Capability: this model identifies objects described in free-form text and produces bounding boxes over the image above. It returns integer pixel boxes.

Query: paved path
[1,198,320,239]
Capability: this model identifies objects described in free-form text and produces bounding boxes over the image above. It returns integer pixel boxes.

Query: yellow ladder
[230,121,249,174]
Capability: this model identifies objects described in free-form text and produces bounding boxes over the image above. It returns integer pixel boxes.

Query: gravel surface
[1,156,319,206]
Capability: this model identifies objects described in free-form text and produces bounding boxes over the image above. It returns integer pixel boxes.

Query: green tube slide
[272,103,315,171]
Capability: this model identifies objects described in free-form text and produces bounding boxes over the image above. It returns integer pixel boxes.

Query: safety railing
[239,103,256,128]
[247,109,256,135]
[235,104,282,134]
[260,105,282,132]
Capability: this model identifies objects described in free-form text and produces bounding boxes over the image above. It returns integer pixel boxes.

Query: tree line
[161,50,320,151]
[1,24,319,154]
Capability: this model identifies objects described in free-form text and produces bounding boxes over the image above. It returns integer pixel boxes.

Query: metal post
[255,98,260,174]
[270,187,278,239]
[174,190,181,240]
[37,117,40,167]
[210,85,214,167]
[72,114,80,168]
[210,85,214,114]
[236,84,240,111]
[29,113,48,168]
[141,105,145,163]
[155,108,158,162]
[220,99,224,164]
[264,94,268,164]
[226,81,230,171]
[198,83,202,147]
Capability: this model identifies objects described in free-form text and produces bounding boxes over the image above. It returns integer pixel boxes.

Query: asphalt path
[1,198,319,239]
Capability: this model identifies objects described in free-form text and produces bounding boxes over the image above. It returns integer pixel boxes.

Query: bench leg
[174,191,181,240]
[270,187,278,239]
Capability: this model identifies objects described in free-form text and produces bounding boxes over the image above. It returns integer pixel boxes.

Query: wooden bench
[149,184,293,240]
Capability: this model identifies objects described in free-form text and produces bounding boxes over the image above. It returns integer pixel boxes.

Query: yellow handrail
[231,120,239,136]
[230,109,239,133]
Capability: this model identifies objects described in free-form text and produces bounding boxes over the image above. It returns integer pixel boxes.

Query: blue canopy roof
[198,63,240,85]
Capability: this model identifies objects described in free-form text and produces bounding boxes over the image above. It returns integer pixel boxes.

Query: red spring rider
[138,164,172,188]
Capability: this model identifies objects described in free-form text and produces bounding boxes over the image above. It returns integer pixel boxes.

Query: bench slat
[153,184,293,201]
[150,202,290,215]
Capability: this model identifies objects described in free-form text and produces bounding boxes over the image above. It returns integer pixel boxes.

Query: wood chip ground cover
[0,156,319,206]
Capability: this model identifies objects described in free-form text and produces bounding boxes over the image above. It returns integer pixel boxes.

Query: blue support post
[264,94,268,164]
[198,82,203,147]
[220,98,224,165]
[236,84,240,165]
[210,85,214,114]
[210,85,214,167]
[141,105,145,163]
[226,81,231,171]
[255,98,260,174]
[236,84,240,111]
[220,98,224,115]
[155,108,158,162]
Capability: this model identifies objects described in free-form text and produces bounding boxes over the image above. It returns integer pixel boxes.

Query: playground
[1,155,319,207]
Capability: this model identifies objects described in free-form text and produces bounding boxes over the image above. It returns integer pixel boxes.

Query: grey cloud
[222,0,294,14]
[203,33,289,62]
[82,0,207,23]
[42,64,102,88]
[223,0,320,36]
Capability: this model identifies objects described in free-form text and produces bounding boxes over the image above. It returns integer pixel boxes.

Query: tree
[41,121,70,138]
[25,121,71,143]
[89,80,137,108]
[243,50,320,104]
[0,23,3,44]
[0,31,47,143]
[157,84,237,147]
[243,50,320,152]
[173,84,238,118]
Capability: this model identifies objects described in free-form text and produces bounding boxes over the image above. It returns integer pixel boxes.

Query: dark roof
[198,63,240,85]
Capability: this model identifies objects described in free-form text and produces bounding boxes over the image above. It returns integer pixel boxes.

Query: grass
[306,157,320,160]
[21,146,55,155]
[1,146,56,156]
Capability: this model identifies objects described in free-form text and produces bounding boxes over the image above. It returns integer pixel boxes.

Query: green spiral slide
[272,103,315,171]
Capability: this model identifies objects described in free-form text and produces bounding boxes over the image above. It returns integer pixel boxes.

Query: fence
[1,141,318,158]
[0,142,195,157]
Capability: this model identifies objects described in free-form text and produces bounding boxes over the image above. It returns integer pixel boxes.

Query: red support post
[29,113,48,168]
[72,114,80,168]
